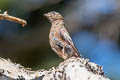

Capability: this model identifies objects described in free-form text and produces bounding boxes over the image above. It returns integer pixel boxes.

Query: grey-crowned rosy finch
[44,11,81,59]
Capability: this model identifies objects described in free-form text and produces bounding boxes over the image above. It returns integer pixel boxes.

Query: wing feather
[59,28,80,57]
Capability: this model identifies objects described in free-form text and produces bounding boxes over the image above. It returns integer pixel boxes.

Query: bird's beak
[44,13,48,17]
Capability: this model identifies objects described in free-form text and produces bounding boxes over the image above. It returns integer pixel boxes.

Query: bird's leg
[62,44,69,59]
[62,46,65,55]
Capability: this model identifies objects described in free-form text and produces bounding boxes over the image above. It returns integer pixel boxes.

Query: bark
[0,57,110,80]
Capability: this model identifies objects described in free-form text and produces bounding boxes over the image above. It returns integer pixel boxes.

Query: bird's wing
[59,27,80,57]
[59,27,73,44]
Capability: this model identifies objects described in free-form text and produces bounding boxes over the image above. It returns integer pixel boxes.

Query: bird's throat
[52,20,64,26]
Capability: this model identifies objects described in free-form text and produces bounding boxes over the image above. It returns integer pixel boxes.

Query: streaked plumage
[44,11,81,59]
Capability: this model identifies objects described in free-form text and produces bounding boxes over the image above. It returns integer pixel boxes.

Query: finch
[44,11,81,59]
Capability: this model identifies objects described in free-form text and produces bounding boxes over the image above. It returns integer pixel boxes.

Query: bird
[44,11,81,59]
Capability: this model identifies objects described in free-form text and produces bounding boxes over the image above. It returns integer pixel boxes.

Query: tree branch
[0,11,27,27]
[0,57,110,80]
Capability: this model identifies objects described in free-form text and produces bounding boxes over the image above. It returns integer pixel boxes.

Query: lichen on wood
[0,57,110,80]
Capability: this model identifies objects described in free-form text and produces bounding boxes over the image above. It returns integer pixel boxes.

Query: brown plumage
[44,11,81,59]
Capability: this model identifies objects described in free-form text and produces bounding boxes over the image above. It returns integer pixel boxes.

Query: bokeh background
[0,0,120,79]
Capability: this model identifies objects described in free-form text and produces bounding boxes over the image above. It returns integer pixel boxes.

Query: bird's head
[44,11,63,22]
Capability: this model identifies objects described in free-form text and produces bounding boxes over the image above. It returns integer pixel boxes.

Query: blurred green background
[0,0,120,80]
